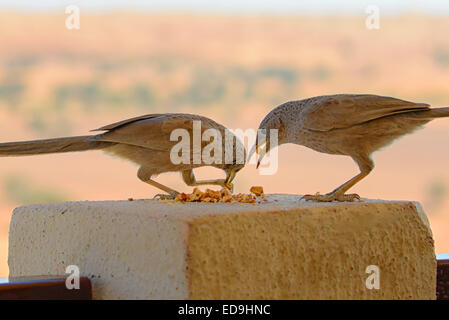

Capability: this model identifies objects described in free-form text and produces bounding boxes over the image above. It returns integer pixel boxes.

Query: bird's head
[248,110,286,168]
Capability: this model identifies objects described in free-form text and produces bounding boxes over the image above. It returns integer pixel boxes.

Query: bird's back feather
[299,94,430,131]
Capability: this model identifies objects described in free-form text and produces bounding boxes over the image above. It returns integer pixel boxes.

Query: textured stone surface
[8,195,436,299]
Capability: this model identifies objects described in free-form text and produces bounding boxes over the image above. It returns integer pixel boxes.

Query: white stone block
[8,195,436,299]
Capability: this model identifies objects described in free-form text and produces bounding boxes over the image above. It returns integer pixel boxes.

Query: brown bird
[0,113,245,199]
[249,94,449,202]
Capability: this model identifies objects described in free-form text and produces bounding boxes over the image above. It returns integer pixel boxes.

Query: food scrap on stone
[250,186,264,197]
[174,187,263,204]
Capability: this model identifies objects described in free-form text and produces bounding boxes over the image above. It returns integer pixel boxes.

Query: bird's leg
[303,172,368,202]
[137,167,180,200]
[303,156,374,202]
[181,169,233,192]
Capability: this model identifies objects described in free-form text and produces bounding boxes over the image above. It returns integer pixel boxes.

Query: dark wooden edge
[437,259,449,300]
[0,276,92,300]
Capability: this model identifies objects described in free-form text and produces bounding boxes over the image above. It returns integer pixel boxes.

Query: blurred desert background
[1,6,449,276]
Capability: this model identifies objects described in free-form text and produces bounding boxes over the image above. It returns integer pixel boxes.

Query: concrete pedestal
[8,195,436,299]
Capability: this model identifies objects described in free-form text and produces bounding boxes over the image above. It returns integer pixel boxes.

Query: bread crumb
[175,187,257,204]
[250,186,264,197]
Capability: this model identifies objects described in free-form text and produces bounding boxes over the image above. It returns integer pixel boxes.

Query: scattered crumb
[175,187,257,204]
[128,198,134,201]
[250,186,264,197]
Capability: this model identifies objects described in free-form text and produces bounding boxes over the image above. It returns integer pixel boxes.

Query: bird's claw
[224,182,234,193]
[154,192,179,200]
[216,179,233,192]
[301,193,361,202]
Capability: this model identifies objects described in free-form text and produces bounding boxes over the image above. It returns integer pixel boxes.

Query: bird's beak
[248,143,258,162]
[248,141,266,169]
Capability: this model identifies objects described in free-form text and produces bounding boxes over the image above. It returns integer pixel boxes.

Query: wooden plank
[437,259,449,300]
[0,275,92,300]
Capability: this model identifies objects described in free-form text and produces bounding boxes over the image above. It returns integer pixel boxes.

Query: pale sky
[0,0,449,15]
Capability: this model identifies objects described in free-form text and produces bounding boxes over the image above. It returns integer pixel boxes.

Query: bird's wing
[91,114,164,131]
[91,113,219,151]
[300,94,430,131]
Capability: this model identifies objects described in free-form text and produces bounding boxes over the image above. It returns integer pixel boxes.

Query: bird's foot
[154,192,179,200]
[302,192,361,202]
[224,182,234,193]
[212,179,234,193]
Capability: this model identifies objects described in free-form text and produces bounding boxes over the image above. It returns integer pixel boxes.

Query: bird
[248,94,449,202]
[0,113,246,199]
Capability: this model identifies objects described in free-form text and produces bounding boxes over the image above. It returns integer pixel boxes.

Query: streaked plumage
[250,94,449,202]
[0,113,245,199]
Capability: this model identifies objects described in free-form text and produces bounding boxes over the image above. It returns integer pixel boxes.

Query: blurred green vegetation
[3,174,68,205]
[0,54,314,136]
[27,110,74,136]
[433,48,449,68]
[6,54,40,69]
[1,47,447,137]
[0,81,25,107]
[173,68,227,105]
[309,66,331,81]
[423,178,448,213]
[0,54,307,113]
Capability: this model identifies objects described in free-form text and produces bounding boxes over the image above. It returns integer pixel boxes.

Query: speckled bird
[0,113,245,199]
[249,94,449,202]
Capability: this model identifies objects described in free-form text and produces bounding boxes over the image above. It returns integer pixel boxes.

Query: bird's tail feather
[411,107,449,120]
[0,135,114,157]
